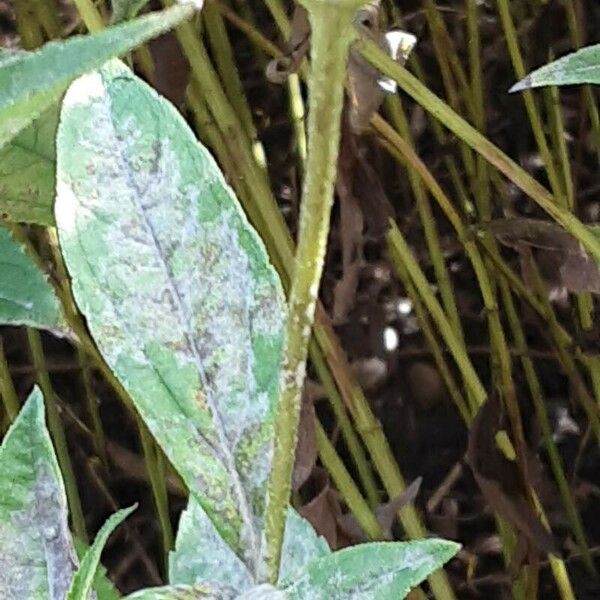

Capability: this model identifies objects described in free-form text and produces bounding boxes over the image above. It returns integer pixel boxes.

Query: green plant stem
[358,39,600,264]
[71,0,104,32]
[387,247,470,424]
[264,2,359,581]
[32,0,62,39]
[385,95,464,345]
[203,2,267,169]
[501,284,595,575]
[0,337,20,424]
[315,420,383,540]
[137,417,174,573]
[310,341,380,507]
[14,0,44,49]
[26,328,88,542]
[388,224,485,413]
[496,0,564,202]
[76,347,108,467]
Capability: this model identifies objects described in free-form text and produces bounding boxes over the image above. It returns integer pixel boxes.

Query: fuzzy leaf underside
[281,540,460,600]
[55,61,285,569]
[0,388,77,600]
[0,5,193,149]
[0,225,65,331]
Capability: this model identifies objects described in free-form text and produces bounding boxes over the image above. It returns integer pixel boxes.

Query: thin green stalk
[500,283,595,576]
[32,0,62,39]
[388,224,486,412]
[257,0,307,170]
[70,0,104,32]
[358,40,600,264]
[203,2,267,169]
[27,328,88,542]
[465,0,491,220]
[496,0,564,203]
[387,248,470,424]
[0,337,20,423]
[385,95,464,345]
[15,0,44,49]
[138,417,174,573]
[422,0,476,120]
[314,420,383,540]
[264,1,361,581]
[310,341,380,508]
[77,347,108,467]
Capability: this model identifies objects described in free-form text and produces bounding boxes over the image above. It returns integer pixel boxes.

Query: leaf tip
[509,76,532,93]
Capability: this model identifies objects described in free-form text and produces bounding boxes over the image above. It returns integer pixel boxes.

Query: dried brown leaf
[466,395,557,556]
[337,477,422,542]
[265,5,310,84]
[298,468,345,549]
[489,218,600,295]
[148,33,190,106]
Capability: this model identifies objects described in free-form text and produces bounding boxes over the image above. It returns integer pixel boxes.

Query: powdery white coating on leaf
[0,388,77,600]
[123,583,239,599]
[282,540,459,600]
[237,584,288,599]
[277,508,329,585]
[55,61,285,571]
[169,498,253,592]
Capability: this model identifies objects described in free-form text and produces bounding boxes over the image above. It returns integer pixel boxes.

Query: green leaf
[0,106,57,225]
[278,508,329,584]
[73,538,122,600]
[511,43,600,91]
[281,540,460,599]
[0,224,66,332]
[67,505,136,600]
[169,498,253,591]
[123,584,239,600]
[0,387,78,599]
[0,4,194,149]
[169,501,324,591]
[55,61,285,571]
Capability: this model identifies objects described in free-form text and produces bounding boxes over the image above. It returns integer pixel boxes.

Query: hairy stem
[263,0,361,582]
